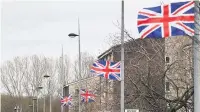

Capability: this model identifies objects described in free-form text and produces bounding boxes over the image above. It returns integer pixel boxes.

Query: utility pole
[68,17,81,112]
[194,1,200,112]
[61,45,64,112]
[120,0,125,112]
[33,100,35,112]
[78,17,81,112]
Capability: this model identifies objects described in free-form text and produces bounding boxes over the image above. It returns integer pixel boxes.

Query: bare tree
[105,27,195,112]
[1,55,71,112]
[72,52,95,80]
[66,52,97,112]
[1,57,27,97]
[56,54,70,95]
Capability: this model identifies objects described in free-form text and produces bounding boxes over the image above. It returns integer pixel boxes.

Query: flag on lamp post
[60,95,72,107]
[80,89,95,103]
[90,60,121,81]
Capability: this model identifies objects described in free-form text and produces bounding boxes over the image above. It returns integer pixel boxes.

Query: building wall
[67,36,193,112]
[99,38,166,112]
[165,36,193,111]
[99,52,117,112]
[68,76,102,112]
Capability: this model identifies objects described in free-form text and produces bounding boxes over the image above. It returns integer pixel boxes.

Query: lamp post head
[68,33,79,38]
[43,74,50,78]
[37,86,43,90]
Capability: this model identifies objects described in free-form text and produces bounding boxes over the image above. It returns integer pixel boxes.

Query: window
[75,88,79,96]
[107,55,111,61]
[166,82,170,91]
[166,57,170,63]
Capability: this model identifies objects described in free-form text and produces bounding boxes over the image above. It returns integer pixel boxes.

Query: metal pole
[43,78,47,112]
[106,80,108,111]
[16,106,18,112]
[33,100,35,112]
[35,68,39,112]
[61,45,64,112]
[17,106,20,112]
[194,1,200,112]
[78,17,81,112]
[20,104,22,112]
[49,82,52,112]
[100,77,102,111]
[43,97,45,112]
[120,0,125,112]
[36,90,39,112]
[62,45,65,85]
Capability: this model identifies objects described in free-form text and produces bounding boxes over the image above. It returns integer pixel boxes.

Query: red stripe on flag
[139,11,156,16]
[176,22,194,34]
[173,1,194,15]
[141,24,160,39]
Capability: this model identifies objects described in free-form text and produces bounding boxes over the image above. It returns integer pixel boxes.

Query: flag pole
[194,1,200,112]
[61,45,64,112]
[78,17,81,112]
[120,0,125,112]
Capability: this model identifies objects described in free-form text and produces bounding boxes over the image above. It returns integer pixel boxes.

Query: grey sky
[1,0,181,63]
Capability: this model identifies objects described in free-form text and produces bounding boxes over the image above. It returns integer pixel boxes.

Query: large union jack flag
[90,60,121,81]
[60,95,72,107]
[137,1,194,39]
[80,89,95,103]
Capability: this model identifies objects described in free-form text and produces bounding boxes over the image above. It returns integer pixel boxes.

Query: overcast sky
[1,0,183,63]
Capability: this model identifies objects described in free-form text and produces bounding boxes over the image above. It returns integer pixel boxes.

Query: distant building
[165,36,193,112]
[68,76,102,112]
[98,38,166,112]
[67,36,193,112]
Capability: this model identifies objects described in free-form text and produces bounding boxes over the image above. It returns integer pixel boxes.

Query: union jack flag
[60,95,72,107]
[137,1,194,39]
[90,60,121,81]
[80,89,95,103]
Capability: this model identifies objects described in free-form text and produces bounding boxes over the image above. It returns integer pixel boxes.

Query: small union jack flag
[80,89,95,103]
[137,1,194,39]
[90,60,121,81]
[60,95,72,107]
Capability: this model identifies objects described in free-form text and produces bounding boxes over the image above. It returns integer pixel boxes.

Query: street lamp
[44,74,50,78]
[29,105,33,112]
[37,86,43,90]
[43,74,51,112]
[68,18,81,112]
[68,33,79,38]
[36,86,43,112]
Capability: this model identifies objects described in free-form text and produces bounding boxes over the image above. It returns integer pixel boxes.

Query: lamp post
[29,105,33,112]
[68,18,81,112]
[120,0,125,112]
[194,1,200,112]
[36,86,43,112]
[32,97,37,112]
[60,47,64,112]
[43,74,50,112]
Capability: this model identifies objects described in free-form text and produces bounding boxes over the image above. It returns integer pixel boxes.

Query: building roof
[97,38,165,60]
[97,38,139,59]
